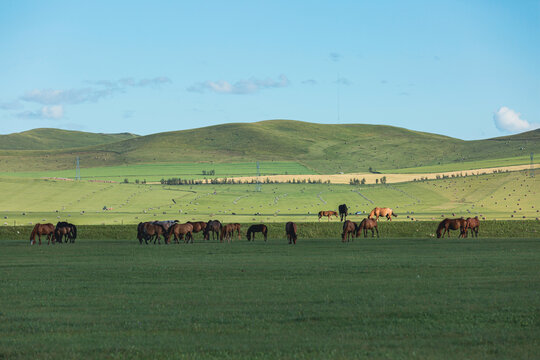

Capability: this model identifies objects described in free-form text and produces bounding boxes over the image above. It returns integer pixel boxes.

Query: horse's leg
[375,226,379,238]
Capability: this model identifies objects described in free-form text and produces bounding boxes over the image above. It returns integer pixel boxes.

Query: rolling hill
[0,128,138,150]
[0,120,538,174]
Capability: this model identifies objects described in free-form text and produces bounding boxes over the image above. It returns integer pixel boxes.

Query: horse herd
[27,204,480,245]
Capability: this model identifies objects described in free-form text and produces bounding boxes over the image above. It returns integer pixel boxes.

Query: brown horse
[55,222,77,243]
[356,218,379,238]
[285,222,298,244]
[247,224,268,242]
[338,204,348,222]
[318,210,338,221]
[464,216,480,238]
[203,220,222,240]
[436,218,468,238]
[220,224,236,243]
[187,221,207,239]
[368,207,397,221]
[30,223,56,245]
[167,223,194,243]
[232,223,242,240]
[341,220,357,242]
[141,222,167,244]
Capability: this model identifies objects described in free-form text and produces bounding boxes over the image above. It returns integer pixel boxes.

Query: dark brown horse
[318,210,338,221]
[203,220,222,241]
[285,222,297,244]
[464,216,480,238]
[55,222,77,243]
[368,207,397,221]
[140,222,167,244]
[247,224,268,242]
[436,218,468,238]
[167,223,194,244]
[187,221,207,239]
[341,220,357,242]
[356,218,379,238]
[338,204,348,222]
[220,223,236,243]
[30,223,56,245]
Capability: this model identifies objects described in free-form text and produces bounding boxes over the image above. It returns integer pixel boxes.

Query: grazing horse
[167,223,194,244]
[203,220,222,241]
[231,223,242,240]
[220,224,236,243]
[436,218,468,238]
[368,207,397,221]
[318,210,339,221]
[341,220,357,242]
[247,224,268,242]
[355,218,379,238]
[141,222,167,244]
[187,221,207,239]
[285,222,298,244]
[30,223,56,245]
[464,216,480,238]
[338,204,348,222]
[55,222,77,243]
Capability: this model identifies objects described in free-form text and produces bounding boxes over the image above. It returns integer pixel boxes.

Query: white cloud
[493,106,538,132]
[188,75,289,94]
[41,105,63,119]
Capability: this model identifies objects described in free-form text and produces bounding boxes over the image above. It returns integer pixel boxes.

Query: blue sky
[0,0,538,139]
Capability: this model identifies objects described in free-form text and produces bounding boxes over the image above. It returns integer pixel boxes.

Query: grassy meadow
[1,237,539,359]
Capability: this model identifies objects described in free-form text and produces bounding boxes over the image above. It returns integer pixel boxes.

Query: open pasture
[1,236,539,359]
[0,171,537,226]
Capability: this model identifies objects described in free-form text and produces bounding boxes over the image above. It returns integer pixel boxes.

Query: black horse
[55,221,77,243]
[338,204,348,222]
[285,222,297,244]
[247,224,268,242]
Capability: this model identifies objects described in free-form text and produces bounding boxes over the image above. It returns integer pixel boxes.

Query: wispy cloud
[16,105,64,119]
[493,106,538,132]
[187,75,289,94]
[0,100,23,110]
[329,52,341,62]
[301,79,318,85]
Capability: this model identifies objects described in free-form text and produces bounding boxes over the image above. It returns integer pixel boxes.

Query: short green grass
[1,237,538,359]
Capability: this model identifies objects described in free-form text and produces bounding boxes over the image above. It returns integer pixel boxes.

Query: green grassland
[1,121,538,174]
[0,170,537,226]
[0,128,137,150]
[0,161,313,182]
[1,237,539,359]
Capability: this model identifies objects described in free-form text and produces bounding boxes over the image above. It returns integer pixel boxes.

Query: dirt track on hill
[204,164,539,185]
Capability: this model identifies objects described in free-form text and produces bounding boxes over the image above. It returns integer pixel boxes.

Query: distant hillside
[0,121,538,173]
[0,128,138,150]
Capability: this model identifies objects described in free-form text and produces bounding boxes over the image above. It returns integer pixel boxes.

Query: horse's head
[246,232,251,241]
[436,229,442,238]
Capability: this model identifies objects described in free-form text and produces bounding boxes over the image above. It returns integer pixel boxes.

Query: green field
[0,170,537,226]
[1,237,539,359]
[0,161,314,182]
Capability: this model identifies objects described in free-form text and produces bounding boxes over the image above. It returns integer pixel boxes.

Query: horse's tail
[263,226,268,236]
[30,224,38,242]
[392,211,397,217]
[71,224,77,240]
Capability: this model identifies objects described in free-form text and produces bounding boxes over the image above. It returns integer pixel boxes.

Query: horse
[30,223,56,245]
[140,222,167,244]
[167,223,194,244]
[436,218,468,238]
[137,222,146,244]
[187,221,207,239]
[153,220,178,232]
[285,222,298,244]
[203,220,222,241]
[355,218,379,238]
[341,220,357,242]
[55,222,77,243]
[247,224,268,242]
[318,210,339,221]
[368,207,397,221]
[338,204,348,222]
[232,223,242,240]
[220,224,236,243]
[464,216,480,238]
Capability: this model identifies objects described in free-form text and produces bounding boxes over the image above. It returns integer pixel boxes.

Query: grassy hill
[0,128,138,150]
[0,120,538,173]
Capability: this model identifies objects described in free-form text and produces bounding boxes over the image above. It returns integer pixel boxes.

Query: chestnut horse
[285,222,298,244]
[368,207,397,221]
[341,220,357,242]
[356,218,379,238]
[220,223,236,243]
[318,210,338,221]
[203,220,222,241]
[167,223,194,244]
[187,221,207,239]
[30,223,56,245]
[247,224,268,242]
[232,223,242,240]
[338,204,348,222]
[464,216,480,238]
[436,218,468,238]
